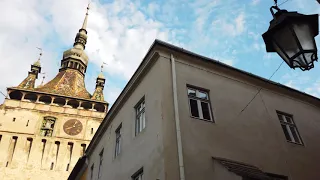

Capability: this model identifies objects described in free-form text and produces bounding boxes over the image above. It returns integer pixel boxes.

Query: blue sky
[0,0,319,106]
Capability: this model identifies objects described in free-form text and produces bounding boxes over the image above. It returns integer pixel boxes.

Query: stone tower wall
[0,99,104,180]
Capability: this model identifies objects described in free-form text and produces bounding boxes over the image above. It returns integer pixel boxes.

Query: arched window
[67,100,79,108]
[24,93,37,102]
[39,96,51,104]
[9,91,22,100]
[81,101,92,110]
[94,103,105,112]
[53,97,66,106]
[40,116,56,137]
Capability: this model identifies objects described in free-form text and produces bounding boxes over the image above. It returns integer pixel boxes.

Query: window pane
[136,117,140,134]
[189,99,199,117]
[198,91,208,100]
[187,89,196,97]
[139,115,143,132]
[277,114,283,121]
[290,127,301,144]
[285,116,293,123]
[201,102,211,120]
[281,124,291,141]
[142,112,146,129]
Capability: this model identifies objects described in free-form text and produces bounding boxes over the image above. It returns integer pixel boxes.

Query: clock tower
[0,4,108,180]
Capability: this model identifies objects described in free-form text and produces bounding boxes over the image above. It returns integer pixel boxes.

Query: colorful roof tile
[35,69,92,99]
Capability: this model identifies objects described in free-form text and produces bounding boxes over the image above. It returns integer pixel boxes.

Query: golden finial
[34,47,42,67]
[36,47,42,59]
[98,62,107,79]
[82,2,90,29]
[101,62,107,72]
[40,73,45,85]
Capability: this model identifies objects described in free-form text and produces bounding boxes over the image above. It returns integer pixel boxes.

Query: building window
[98,149,104,179]
[115,124,122,157]
[132,168,143,180]
[277,111,303,145]
[135,98,145,135]
[40,116,56,137]
[187,86,213,121]
[81,144,86,156]
[90,164,94,180]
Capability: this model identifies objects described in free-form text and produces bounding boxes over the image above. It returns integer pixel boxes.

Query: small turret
[91,64,106,101]
[17,52,42,89]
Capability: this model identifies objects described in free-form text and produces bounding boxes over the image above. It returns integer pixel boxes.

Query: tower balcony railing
[6,89,107,113]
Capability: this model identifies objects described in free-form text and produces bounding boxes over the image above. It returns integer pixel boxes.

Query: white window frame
[132,168,143,180]
[98,149,104,179]
[135,98,146,135]
[115,124,122,157]
[187,86,213,121]
[277,111,303,145]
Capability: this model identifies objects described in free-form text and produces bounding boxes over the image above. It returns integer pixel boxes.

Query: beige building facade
[0,5,108,180]
[70,40,320,180]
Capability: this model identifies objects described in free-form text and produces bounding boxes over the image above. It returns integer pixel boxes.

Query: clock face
[63,119,83,136]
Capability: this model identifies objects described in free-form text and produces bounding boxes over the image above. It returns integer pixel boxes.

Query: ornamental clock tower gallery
[0,4,108,180]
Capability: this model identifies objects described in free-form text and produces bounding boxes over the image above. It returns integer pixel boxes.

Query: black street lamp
[262,5,319,71]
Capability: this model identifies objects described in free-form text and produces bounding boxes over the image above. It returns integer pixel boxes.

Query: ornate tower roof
[34,3,95,100]
[7,3,107,112]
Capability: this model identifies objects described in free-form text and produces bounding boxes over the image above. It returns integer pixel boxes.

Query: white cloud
[222,12,246,37]
[253,43,260,51]
[192,0,219,32]
[0,0,175,104]
[146,2,160,17]
[251,0,261,6]
[105,86,123,108]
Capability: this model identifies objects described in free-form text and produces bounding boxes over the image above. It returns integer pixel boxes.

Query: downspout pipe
[170,54,185,180]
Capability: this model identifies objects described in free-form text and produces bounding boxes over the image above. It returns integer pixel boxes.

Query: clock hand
[65,126,74,130]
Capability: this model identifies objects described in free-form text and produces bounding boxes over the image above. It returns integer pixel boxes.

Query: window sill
[112,153,122,162]
[190,116,214,123]
[134,127,147,138]
[287,140,304,146]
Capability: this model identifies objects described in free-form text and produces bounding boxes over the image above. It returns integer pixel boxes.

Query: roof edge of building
[154,39,320,105]
[82,39,320,171]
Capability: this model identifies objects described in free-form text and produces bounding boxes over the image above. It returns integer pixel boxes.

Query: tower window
[6,136,18,167]
[13,118,16,122]
[26,138,33,163]
[81,144,86,156]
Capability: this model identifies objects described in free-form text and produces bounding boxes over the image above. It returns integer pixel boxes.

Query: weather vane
[101,62,107,72]
[40,72,46,86]
[36,47,43,61]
